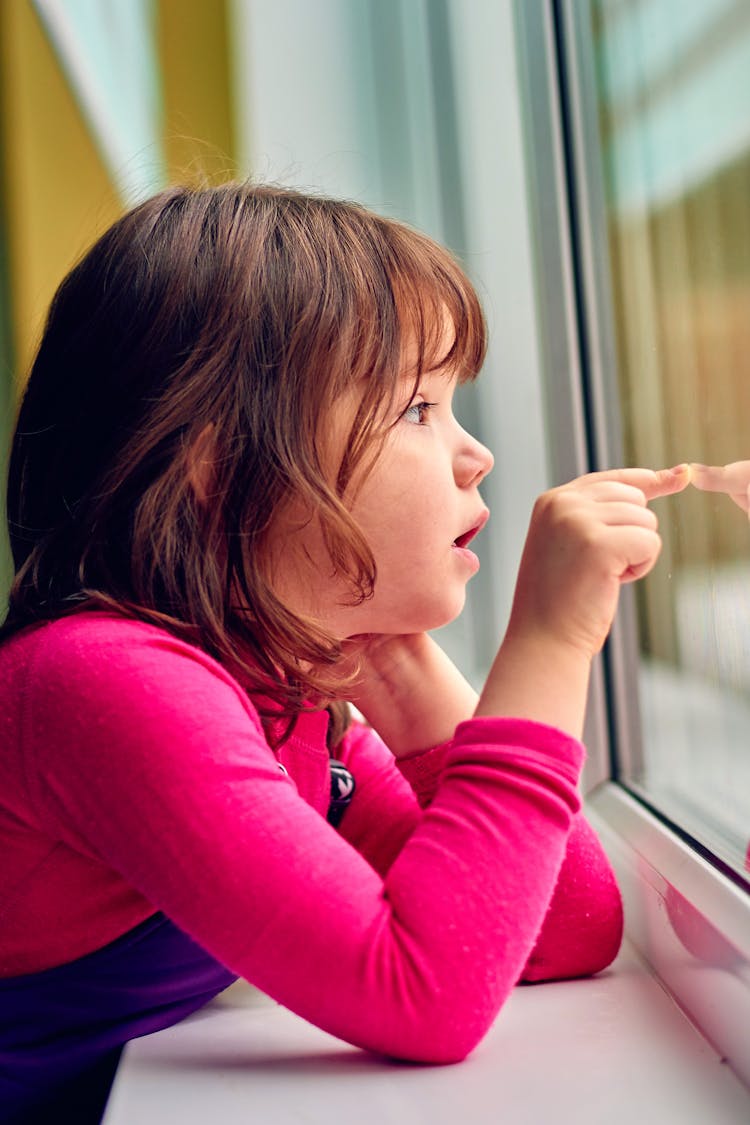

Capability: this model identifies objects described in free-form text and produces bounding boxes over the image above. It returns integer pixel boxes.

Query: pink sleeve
[520,813,623,981]
[27,627,584,1064]
[342,729,623,979]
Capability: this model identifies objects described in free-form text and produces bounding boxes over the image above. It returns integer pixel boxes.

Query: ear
[186,422,216,504]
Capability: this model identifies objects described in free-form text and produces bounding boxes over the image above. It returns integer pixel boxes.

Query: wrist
[350,632,434,690]
[347,632,478,758]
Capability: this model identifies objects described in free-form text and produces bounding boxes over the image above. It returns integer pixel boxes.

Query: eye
[402,400,437,425]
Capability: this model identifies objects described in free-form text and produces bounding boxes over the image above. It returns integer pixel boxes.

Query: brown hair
[3,182,486,739]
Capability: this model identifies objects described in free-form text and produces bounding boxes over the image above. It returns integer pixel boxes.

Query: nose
[454,426,494,488]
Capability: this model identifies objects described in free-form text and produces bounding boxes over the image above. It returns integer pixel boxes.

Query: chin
[347,582,469,636]
[396,593,468,635]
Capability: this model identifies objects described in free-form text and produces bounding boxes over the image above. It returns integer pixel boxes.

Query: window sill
[104,936,750,1122]
[587,781,750,1090]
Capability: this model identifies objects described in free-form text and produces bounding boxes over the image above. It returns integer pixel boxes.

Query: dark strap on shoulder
[327,759,356,827]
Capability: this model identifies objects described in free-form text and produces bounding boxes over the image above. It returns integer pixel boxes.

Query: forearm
[474,628,593,740]
[347,633,478,757]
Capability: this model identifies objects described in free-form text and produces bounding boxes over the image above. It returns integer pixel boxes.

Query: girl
[0,183,688,1122]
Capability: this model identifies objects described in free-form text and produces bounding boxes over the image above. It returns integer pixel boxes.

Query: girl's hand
[475,465,690,737]
[690,462,750,513]
[506,465,690,659]
[346,466,690,747]
[344,632,478,758]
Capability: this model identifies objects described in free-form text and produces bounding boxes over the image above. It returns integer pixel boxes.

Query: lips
[453,527,478,549]
[452,509,489,549]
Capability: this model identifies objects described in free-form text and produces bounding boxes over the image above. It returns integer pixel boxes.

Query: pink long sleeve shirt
[0,613,622,1063]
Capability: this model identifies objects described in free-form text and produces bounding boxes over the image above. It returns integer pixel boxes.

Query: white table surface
[103,940,750,1124]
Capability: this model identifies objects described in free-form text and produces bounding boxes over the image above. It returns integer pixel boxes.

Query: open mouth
[452,510,490,550]
[453,527,479,549]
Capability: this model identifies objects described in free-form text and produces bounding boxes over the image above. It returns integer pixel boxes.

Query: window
[590,0,750,885]
[515,0,750,1082]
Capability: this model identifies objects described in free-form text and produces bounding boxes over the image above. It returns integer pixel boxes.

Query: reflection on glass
[592,0,750,880]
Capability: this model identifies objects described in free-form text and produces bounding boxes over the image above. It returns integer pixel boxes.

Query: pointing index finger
[582,465,691,501]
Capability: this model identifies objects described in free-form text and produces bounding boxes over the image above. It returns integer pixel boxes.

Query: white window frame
[513,0,750,1088]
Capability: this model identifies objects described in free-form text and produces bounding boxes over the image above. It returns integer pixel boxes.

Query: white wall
[228,0,549,681]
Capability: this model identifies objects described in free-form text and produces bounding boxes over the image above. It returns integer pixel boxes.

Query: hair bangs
[386,227,487,389]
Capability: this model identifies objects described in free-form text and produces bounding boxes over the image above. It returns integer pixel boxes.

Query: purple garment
[0,913,236,1124]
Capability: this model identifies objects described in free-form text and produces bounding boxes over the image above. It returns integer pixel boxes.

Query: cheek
[354,507,438,574]
[352,457,446,546]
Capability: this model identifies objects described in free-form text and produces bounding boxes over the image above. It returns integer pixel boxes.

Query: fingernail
[668,463,689,474]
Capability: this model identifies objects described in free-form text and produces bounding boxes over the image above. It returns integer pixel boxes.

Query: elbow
[521,888,624,983]
[367,993,502,1066]
[521,813,625,983]
[587,891,625,974]
[382,1023,485,1066]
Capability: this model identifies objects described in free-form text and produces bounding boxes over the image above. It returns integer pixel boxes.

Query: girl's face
[269,353,494,640]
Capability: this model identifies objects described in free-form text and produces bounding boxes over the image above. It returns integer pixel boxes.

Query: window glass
[592,0,750,880]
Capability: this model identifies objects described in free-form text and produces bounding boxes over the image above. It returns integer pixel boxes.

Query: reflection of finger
[690,461,750,495]
[728,491,750,513]
[689,464,728,492]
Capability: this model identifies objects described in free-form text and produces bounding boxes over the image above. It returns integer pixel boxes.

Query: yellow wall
[0,0,237,385]
[0,1,122,384]
[159,0,237,185]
